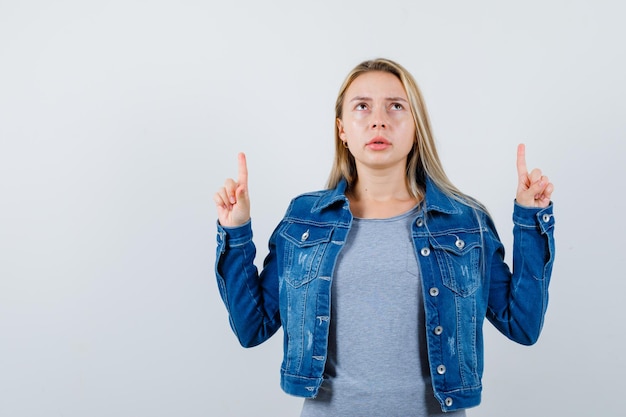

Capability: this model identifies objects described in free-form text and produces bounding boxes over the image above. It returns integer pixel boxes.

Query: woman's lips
[366,136,391,150]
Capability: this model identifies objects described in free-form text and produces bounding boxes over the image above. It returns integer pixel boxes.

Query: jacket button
[415,218,424,227]
[429,287,439,297]
[445,397,453,407]
[437,364,446,374]
[434,326,443,335]
[542,213,551,223]
[420,247,430,256]
[301,230,310,241]
[455,239,465,249]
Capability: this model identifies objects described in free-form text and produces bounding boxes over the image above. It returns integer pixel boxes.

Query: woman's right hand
[214,152,251,227]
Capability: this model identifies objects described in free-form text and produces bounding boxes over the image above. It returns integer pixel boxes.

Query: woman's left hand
[516,143,554,208]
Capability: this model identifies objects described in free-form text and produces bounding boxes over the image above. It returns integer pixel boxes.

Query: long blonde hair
[327,58,484,210]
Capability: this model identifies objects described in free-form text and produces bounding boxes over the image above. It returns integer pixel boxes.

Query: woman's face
[337,71,416,175]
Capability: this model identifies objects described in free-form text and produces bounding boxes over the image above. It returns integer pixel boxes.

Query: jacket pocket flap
[281,223,333,247]
[429,231,481,255]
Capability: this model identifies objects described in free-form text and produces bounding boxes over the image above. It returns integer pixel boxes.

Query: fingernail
[229,196,236,204]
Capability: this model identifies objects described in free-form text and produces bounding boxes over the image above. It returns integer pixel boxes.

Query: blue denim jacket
[215,178,555,412]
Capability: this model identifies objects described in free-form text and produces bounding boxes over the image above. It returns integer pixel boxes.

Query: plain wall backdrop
[1,1,625,416]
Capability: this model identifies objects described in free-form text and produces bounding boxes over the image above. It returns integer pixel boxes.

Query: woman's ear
[336,118,346,141]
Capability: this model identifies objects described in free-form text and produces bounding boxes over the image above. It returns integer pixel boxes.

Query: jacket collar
[423,177,463,215]
[312,179,349,212]
[313,177,463,215]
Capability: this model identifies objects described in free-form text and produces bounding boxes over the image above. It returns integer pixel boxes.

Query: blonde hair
[327,58,484,211]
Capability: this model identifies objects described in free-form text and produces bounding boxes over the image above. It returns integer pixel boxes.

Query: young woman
[214,58,555,416]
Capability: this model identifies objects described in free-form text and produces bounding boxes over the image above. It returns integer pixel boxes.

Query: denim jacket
[215,178,555,412]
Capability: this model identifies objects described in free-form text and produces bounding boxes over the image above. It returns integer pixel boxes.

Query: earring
[342,141,349,149]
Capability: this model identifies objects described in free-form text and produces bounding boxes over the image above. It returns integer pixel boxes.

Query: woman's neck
[347,169,420,219]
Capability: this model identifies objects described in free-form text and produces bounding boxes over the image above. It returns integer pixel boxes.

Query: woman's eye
[355,103,368,110]
[391,103,404,110]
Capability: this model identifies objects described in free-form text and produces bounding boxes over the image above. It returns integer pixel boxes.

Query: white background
[1,1,624,416]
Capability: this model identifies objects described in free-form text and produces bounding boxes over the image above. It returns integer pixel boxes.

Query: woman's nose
[370,108,387,129]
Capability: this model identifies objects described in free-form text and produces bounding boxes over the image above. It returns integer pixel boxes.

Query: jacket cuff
[512,201,554,234]
[216,219,253,253]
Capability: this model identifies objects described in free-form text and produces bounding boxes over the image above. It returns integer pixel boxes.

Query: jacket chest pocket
[429,231,482,297]
[280,223,333,288]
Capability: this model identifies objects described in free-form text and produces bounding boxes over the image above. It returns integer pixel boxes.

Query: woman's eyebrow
[386,96,408,102]
[349,96,372,102]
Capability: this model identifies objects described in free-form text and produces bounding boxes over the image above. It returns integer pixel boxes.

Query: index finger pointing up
[237,152,248,186]
[516,143,528,179]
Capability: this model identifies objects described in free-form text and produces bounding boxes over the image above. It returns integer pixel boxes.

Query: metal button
[455,239,465,249]
[301,230,310,241]
[415,218,424,227]
[429,287,439,297]
[437,364,446,374]
[420,247,430,256]
[434,326,443,335]
[542,214,551,223]
[445,397,453,407]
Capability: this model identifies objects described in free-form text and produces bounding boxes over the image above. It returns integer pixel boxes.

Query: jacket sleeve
[215,219,282,348]
[485,201,555,345]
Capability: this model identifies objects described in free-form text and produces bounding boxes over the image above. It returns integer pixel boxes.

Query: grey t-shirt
[300,206,466,417]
